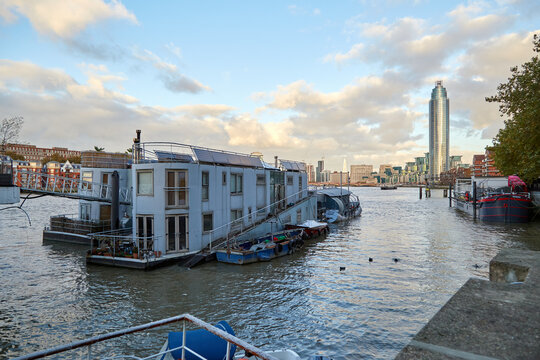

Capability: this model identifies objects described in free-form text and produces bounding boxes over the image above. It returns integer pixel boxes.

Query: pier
[396,248,540,359]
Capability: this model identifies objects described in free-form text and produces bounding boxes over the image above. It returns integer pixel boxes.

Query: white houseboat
[86,133,317,269]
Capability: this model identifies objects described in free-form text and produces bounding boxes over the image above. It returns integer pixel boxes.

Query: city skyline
[1,1,539,170]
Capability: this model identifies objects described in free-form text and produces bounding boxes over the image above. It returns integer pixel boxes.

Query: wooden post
[473,181,477,220]
[419,186,422,199]
[449,184,452,207]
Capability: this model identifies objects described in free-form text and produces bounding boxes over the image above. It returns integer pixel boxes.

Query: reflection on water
[1,188,539,359]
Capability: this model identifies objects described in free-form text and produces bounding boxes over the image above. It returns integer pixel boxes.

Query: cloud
[327,4,514,80]
[0,0,137,39]
[133,49,211,94]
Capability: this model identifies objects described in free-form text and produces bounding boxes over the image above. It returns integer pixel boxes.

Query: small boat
[215,229,304,265]
[380,184,397,190]
[285,220,328,239]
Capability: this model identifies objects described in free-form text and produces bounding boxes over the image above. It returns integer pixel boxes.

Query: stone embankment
[396,248,540,360]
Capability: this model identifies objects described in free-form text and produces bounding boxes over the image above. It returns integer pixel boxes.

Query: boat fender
[274,246,279,255]
[277,243,283,253]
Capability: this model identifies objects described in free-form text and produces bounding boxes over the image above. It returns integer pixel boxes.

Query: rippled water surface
[1,188,539,359]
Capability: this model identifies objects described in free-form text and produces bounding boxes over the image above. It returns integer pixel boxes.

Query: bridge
[13,169,132,205]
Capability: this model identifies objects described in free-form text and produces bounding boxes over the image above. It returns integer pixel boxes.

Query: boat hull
[478,196,532,223]
[216,241,296,265]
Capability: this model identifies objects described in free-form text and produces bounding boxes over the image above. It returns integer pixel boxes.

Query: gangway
[13,169,132,205]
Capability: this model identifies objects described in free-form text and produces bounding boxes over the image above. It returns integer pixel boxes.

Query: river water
[1,187,539,360]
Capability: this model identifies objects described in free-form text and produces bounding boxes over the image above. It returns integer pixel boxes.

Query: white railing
[88,230,158,261]
[12,313,280,360]
[13,169,132,204]
[206,188,312,251]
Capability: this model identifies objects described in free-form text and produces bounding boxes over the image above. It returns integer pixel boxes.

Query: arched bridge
[13,169,132,205]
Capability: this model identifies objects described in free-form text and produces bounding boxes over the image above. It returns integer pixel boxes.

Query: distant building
[350,164,373,183]
[5,143,81,162]
[316,160,325,182]
[329,171,348,185]
[428,81,450,181]
[450,155,462,169]
[306,164,315,183]
[379,164,393,176]
[472,154,485,177]
[483,149,502,177]
[320,170,331,183]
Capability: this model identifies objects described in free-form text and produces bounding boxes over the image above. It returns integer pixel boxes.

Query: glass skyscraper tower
[428,80,449,181]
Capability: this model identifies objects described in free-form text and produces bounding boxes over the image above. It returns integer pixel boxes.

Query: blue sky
[1,0,539,170]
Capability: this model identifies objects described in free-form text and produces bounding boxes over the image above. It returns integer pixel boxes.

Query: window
[222,172,227,185]
[80,203,91,220]
[203,213,213,232]
[82,171,93,190]
[166,170,188,207]
[166,215,188,252]
[136,215,154,250]
[296,209,302,223]
[230,173,243,194]
[202,171,209,201]
[137,170,153,196]
[231,209,243,221]
[287,175,293,185]
[256,174,266,185]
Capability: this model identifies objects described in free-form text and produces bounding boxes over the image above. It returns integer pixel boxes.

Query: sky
[1,0,538,171]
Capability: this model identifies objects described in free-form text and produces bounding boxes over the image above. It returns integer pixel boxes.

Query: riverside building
[428,80,450,182]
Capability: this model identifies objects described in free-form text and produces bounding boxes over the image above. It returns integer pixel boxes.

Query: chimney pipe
[274,156,278,168]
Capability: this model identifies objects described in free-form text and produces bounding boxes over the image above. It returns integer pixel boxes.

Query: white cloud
[133,48,211,94]
[0,0,137,39]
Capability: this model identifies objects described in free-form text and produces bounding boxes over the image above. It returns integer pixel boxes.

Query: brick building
[4,143,81,162]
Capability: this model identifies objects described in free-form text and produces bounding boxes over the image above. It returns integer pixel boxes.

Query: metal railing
[88,229,157,260]
[13,169,132,204]
[49,214,111,235]
[12,313,280,360]
[206,188,311,251]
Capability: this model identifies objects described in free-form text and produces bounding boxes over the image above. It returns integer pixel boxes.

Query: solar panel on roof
[192,148,263,168]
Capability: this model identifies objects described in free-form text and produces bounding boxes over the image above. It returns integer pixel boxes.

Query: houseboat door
[166,215,188,252]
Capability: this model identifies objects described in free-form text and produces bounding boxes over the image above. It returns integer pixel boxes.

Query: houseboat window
[287,175,293,185]
[99,205,111,221]
[80,203,91,221]
[137,215,154,250]
[222,172,227,185]
[137,170,153,196]
[203,213,213,232]
[256,174,266,185]
[231,173,242,194]
[166,170,188,207]
[298,175,303,197]
[202,171,209,201]
[231,209,243,221]
[166,215,188,252]
[82,171,93,190]
[296,209,302,223]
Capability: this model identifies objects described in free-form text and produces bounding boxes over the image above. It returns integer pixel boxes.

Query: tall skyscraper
[429,80,449,181]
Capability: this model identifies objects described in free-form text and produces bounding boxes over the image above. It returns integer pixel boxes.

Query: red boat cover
[508,175,528,192]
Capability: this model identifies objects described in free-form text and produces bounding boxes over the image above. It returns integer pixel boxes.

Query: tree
[4,150,25,161]
[94,146,104,152]
[486,34,540,183]
[0,116,24,153]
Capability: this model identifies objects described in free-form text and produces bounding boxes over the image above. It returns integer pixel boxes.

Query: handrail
[13,169,132,204]
[207,187,310,251]
[12,313,280,360]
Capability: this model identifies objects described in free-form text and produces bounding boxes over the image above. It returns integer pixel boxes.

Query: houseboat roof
[137,142,305,171]
[317,188,353,197]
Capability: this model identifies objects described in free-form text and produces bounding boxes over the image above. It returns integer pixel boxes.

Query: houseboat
[452,176,533,223]
[85,131,317,269]
[315,187,361,223]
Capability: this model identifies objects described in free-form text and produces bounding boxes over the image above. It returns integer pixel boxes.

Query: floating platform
[86,251,198,270]
[43,230,91,245]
